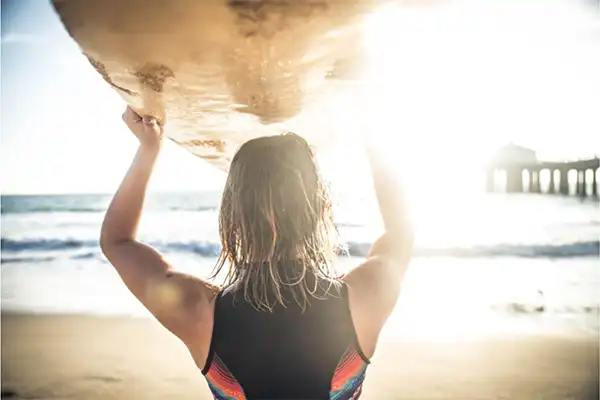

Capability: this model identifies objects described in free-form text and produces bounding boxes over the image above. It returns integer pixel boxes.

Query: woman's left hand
[122,106,164,148]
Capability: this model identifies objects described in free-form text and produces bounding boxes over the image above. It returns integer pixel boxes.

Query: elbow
[99,232,111,256]
[391,222,414,251]
[99,220,112,255]
[99,227,130,257]
[396,227,414,263]
[371,228,413,266]
[99,231,115,257]
[99,234,136,266]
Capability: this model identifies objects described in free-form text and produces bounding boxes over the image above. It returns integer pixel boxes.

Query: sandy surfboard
[51,0,390,170]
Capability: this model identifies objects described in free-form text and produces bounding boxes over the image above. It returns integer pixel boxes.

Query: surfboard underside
[51,0,388,170]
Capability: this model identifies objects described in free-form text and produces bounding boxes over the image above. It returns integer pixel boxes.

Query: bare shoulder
[101,239,219,367]
[342,256,405,358]
[163,271,220,334]
[162,271,220,368]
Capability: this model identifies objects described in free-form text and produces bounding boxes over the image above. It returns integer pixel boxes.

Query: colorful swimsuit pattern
[205,346,367,400]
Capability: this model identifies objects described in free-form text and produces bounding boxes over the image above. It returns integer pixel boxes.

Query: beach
[2,312,598,400]
[1,193,598,399]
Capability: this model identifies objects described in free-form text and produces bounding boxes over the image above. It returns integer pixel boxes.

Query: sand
[1,313,598,400]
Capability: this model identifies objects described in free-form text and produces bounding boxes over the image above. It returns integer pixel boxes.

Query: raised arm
[343,144,414,358]
[100,107,217,361]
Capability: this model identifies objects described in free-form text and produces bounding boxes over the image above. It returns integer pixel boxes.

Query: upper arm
[345,232,412,314]
[342,232,413,357]
[101,240,219,345]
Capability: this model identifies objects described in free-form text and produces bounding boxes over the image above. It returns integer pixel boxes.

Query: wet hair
[213,132,339,311]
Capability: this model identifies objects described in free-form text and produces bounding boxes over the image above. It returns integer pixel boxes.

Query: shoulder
[160,272,221,341]
[341,256,401,358]
[175,276,221,369]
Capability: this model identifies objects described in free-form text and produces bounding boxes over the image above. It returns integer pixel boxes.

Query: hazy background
[2,0,599,195]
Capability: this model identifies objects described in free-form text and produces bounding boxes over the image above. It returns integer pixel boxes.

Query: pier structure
[486,144,599,196]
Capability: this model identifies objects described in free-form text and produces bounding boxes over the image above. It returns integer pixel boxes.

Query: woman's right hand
[122,106,164,149]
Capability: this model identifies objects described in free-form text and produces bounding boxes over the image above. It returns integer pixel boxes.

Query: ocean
[1,191,598,340]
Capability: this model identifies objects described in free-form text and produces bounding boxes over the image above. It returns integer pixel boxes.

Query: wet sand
[1,313,598,399]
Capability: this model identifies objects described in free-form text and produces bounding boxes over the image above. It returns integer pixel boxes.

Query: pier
[486,144,599,196]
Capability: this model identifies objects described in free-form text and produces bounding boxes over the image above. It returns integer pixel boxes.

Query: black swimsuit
[202,276,370,400]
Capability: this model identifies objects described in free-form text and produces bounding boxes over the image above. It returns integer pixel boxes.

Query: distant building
[489,143,537,168]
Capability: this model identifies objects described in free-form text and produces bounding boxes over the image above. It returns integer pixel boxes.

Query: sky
[1,0,599,195]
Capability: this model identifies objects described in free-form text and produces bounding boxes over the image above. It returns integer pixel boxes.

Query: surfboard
[51,0,388,170]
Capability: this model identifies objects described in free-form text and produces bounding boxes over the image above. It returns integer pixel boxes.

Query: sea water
[1,192,598,339]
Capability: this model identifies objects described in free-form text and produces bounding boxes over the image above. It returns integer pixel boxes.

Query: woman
[101,107,413,400]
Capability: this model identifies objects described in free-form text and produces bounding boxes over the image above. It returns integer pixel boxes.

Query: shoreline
[2,312,598,399]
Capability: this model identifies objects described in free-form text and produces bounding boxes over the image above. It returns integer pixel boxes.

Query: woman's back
[101,114,412,400]
[204,273,368,399]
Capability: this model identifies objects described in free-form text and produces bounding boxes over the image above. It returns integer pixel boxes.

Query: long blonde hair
[213,132,339,311]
